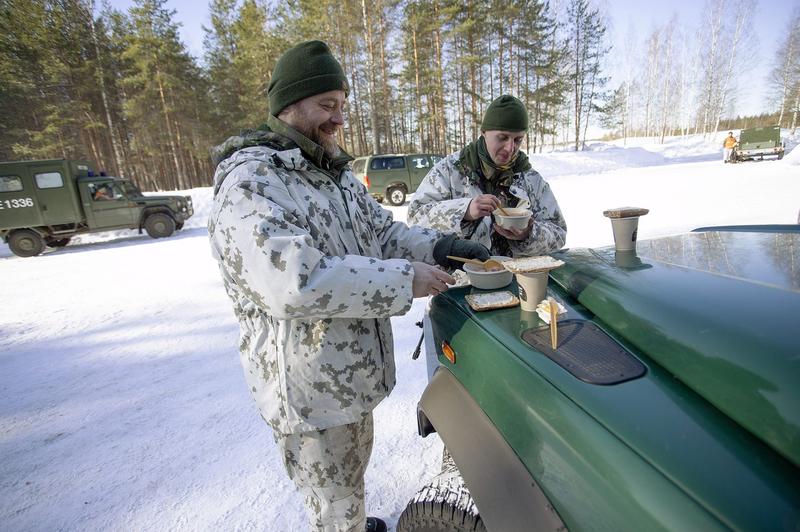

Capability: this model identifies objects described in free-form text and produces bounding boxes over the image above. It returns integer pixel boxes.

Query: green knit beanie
[267,40,349,115]
[480,95,528,132]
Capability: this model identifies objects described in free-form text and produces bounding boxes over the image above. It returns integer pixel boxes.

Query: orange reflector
[364,174,370,188]
[441,341,456,364]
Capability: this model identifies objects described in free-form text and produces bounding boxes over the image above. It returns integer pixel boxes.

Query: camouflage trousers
[274,413,374,532]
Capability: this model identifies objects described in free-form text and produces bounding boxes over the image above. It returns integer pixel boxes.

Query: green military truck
[0,159,193,257]
[732,126,784,162]
[398,224,800,531]
[351,153,442,206]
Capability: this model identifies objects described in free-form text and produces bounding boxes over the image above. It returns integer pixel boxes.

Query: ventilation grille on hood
[522,320,646,385]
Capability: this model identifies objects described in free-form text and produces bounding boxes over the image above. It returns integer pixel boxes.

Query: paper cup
[610,216,640,251]
[515,271,548,312]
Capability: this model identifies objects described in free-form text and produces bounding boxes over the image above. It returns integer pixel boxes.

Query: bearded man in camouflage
[208,40,489,532]
[408,95,566,257]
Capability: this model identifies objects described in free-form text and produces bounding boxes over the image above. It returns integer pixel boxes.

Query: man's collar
[266,115,353,174]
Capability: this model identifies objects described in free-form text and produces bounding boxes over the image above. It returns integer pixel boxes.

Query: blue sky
[105,0,797,116]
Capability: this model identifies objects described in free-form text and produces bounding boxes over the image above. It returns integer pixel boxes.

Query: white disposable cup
[515,271,548,312]
[610,216,640,251]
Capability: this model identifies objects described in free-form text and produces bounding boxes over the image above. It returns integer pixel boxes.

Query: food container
[463,256,513,289]
[493,207,532,230]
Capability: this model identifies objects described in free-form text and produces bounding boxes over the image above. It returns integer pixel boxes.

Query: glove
[433,234,491,270]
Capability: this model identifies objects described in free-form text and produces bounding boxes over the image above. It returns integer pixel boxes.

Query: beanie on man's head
[480,94,529,132]
[267,40,349,115]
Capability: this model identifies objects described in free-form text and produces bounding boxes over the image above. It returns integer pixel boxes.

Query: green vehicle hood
[550,227,800,468]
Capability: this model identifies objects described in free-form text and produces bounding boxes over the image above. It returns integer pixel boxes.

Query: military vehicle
[351,153,442,206]
[0,159,193,257]
[732,126,784,162]
[398,224,800,531]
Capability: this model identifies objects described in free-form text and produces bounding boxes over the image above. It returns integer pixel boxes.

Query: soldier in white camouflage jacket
[208,41,489,532]
[408,95,567,258]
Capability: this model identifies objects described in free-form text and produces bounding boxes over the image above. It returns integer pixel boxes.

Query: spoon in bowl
[446,255,506,270]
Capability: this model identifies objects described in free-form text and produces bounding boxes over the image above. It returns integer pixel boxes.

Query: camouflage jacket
[209,122,440,434]
[408,152,567,257]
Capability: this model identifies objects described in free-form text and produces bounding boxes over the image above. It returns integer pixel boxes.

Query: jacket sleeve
[407,157,473,235]
[209,162,415,321]
[509,170,567,256]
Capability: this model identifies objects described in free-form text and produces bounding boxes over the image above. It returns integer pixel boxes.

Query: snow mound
[530,134,723,178]
[782,132,800,165]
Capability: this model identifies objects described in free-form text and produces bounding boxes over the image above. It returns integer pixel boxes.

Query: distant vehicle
[0,159,193,257]
[351,153,443,206]
[732,126,784,162]
[398,224,800,531]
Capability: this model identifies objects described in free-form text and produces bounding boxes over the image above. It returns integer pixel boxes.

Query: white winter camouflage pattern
[209,143,440,434]
[275,413,374,531]
[408,152,566,257]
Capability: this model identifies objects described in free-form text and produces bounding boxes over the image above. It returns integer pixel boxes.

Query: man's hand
[412,262,455,298]
[494,218,533,241]
[433,234,491,270]
[464,194,501,221]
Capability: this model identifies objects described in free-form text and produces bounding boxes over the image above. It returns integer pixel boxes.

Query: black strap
[411,321,424,360]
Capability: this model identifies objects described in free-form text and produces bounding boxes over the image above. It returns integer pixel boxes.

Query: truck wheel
[387,186,407,206]
[144,213,176,238]
[9,229,46,257]
[46,237,71,248]
[397,449,486,532]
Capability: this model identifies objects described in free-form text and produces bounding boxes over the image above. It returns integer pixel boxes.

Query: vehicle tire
[387,186,407,206]
[144,213,176,238]
[46,237,71,248]
[9,229,46,257]
[397,449,486,532]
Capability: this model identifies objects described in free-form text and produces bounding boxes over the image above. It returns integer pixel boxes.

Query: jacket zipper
[333,174,388,390]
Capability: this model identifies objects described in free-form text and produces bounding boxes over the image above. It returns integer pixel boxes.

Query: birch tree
[566,0,609,150]
[711,0,756,134]
[770,9,800,129]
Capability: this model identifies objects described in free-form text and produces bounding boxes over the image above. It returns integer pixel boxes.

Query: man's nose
[331,108,344,125]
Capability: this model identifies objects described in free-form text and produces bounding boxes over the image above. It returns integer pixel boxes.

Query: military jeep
[732,126,785,162]
[0,159,193,257]
[398,225,800,531]
[352,153,442,206]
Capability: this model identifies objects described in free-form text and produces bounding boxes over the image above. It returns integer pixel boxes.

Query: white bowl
[493,207,532,230]
[463,256,513,289]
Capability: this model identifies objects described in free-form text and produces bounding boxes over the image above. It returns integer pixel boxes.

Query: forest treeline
[1,0,798,191]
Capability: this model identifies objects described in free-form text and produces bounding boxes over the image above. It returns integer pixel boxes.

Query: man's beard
[313,128,340,158]
[294,116,340,157]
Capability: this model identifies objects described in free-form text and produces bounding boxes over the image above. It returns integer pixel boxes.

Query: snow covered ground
[2,133,799,531]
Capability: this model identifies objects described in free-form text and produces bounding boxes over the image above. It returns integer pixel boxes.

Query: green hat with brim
[481,94,528,132]
[267,40,349,115]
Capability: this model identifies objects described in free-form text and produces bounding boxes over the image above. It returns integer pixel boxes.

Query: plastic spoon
[446,255,506,270]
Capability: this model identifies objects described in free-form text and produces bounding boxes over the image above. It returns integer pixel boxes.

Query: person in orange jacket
[723,131,737,163]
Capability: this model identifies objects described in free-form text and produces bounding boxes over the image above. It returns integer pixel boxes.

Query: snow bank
[529,133,726,178]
